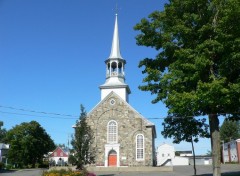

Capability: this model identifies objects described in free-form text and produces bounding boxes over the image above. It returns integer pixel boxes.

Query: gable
[50,147,68,157]
[87,91,156,138]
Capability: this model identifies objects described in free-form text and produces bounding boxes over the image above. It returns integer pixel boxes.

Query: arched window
[111,62,117,75]
[136,134,144,160]
[107,120,118,143]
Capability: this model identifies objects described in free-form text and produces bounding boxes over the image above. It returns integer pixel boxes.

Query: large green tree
[6,121,55,168]
[71,105,95,170]
[220,119,240,142]
[134,0,240,176]
[0,121,7,143]
[162,117,210,175]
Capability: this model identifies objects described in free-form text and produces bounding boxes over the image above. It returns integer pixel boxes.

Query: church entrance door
[108,150,117,166]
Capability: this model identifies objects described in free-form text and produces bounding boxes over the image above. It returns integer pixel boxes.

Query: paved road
[95,165,240,176]
[0,168,45,176]
[0,165,239,176]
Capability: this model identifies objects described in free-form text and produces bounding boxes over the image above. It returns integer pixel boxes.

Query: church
[86,14,156,167]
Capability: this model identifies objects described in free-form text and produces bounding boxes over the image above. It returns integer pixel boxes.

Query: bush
[5,164,13,170]
[38,161,49,168]
[42,169,96,176]
[0,162,5,170]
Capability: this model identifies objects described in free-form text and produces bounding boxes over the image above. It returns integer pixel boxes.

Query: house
[84,13,156,167]
[222,138,240,164]
[0,143,10,165]
[156,143,212,166]
[49,147,69,166]
[156,143,189,166]
[156,143,175,166]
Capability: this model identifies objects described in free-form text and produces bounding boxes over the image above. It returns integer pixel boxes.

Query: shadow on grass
[97,174,115,176]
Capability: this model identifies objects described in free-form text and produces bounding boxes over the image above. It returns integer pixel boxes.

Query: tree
[162,117,210,175]
[71,105,95,170]
[68,154,77,166]
[0,121,7,143]
[134,1,240,176]
[6,121,55,168]
[220,119,240,143]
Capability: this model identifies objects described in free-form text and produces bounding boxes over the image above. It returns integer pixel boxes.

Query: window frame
[136,134,144,161]
[107,120,118,144]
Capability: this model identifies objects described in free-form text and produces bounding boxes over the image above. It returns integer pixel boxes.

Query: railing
[158,156,171,166]
[106,72,124,78]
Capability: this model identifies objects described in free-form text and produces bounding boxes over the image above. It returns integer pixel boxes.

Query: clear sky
[0,0,213,154]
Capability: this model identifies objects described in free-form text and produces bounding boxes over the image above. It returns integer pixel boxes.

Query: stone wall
[87,92,155,166]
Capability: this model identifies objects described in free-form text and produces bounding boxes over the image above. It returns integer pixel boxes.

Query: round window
[110,98,116,105]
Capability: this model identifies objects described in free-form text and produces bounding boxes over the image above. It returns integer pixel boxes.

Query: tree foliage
[6,121,55,168]
[162,116,210,175]
[71,105,95,170]
[162,117,210,143]
[0,121,7,143]
[220,119,240,142]
[134,0,240,175]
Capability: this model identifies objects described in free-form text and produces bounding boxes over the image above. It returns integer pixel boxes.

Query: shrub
[0,162,5,170]
[5,164,13,170]
[42,168,96,176]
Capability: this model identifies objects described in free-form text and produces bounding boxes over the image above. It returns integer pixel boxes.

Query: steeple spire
[109,14,123,59]
[99,13,131,102]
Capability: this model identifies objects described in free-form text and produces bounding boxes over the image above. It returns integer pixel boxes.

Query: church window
[107,120,118,143]
[110,98,116,105]
[136,134,144,160]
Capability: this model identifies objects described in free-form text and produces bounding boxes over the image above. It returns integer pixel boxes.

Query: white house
[157,143,191,166]
[157,143,213,166]
[49,147,69,166]
[156,143,175,166]
[0,143,10,165]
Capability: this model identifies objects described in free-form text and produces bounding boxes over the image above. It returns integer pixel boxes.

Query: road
[0,165,239,176]
[0,168,45,176]
[95,165,240,176]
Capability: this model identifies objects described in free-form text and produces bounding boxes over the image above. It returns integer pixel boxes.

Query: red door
[108,150,117,166]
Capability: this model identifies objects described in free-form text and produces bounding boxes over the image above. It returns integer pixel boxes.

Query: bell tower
[99,14,131,102]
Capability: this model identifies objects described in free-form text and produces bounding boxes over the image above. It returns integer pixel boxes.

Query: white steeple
[109,14,123,59]
[99,13,131,102]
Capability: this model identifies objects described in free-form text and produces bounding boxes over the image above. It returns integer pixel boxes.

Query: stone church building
[86,14,156,167]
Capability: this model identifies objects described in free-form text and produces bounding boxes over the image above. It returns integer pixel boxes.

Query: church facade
[86,14,156,167]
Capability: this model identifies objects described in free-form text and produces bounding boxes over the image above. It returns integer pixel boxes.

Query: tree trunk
[191,138,196,176]
[209,114,221,176]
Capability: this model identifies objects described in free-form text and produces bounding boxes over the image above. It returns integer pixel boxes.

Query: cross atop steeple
[114,3,120,15]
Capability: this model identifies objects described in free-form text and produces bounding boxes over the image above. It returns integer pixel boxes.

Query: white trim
[105,143,120,167]
[136,134,144,161]
[107,120,118,144]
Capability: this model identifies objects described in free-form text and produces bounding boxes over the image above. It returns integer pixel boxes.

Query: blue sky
[0,0,213,154]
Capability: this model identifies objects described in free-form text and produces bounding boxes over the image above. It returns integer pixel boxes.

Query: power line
[0,105,78,118]
[0,104,237,120]
[0,111,78,119]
